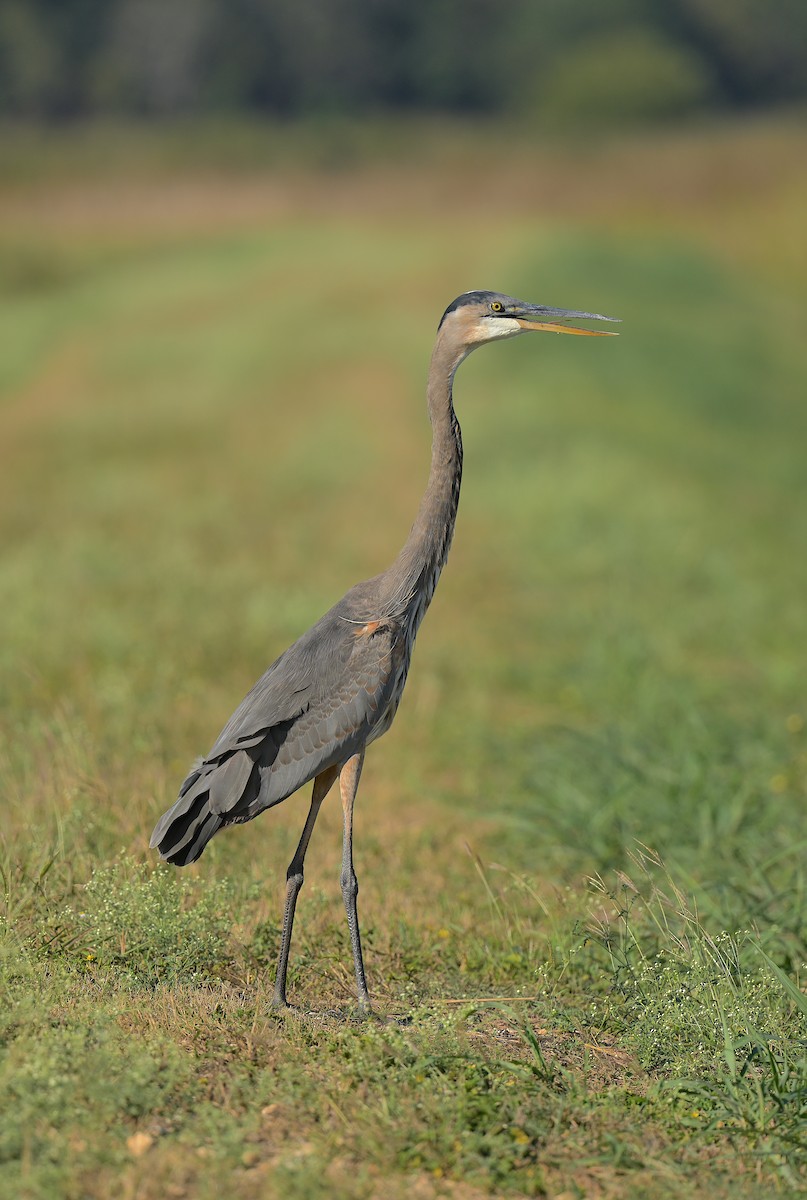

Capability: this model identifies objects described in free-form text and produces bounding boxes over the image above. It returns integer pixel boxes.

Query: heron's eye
[490,301,504,313]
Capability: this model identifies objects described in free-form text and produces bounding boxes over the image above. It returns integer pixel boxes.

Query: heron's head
[437,290,619,352]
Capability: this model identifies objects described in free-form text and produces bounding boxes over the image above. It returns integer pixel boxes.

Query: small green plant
[0,1012,194,1178]
[664,1026,807,1171]
[37,856,233,986]
[580,849,807,1171]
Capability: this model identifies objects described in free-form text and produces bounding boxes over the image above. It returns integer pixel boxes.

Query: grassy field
[1,116,807,1198]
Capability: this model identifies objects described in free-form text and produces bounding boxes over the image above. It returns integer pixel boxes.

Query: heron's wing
[267,617,402,775]
[239,616,404,816]
[163,613,404,834]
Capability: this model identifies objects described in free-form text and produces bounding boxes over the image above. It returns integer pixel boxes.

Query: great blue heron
[151,290,618,1012]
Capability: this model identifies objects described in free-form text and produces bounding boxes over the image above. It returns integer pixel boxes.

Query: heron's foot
[320,996,378,1023]
[355,1000,412,1027]
[370,1010,413,1027]
[332,1001,374,1023]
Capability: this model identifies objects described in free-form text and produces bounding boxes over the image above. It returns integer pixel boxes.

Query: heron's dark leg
[339,749,371,1011]
[272,765,338,1010]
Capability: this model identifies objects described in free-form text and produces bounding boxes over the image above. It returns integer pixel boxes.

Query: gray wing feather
[208,749,256,816]
[237,620,402,818]
[151,586,405,864]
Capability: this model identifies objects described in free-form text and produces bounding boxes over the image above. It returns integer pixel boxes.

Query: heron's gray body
[150,289,617,1010]
[151,579,417,864]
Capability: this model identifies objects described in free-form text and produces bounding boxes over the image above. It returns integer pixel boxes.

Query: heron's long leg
[272,765,338,1009]
[339,750,371,1011]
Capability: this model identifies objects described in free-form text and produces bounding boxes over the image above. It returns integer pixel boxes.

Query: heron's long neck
[384,333,464,623]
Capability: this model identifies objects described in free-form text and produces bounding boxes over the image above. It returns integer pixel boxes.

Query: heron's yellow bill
[516,319,618,336]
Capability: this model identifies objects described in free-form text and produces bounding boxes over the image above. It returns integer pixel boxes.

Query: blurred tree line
[0,0,805,125]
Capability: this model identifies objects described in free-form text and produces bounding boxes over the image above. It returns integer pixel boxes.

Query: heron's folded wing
[203,623,327,763]
[231,619,404,815]
[178,615,403,821]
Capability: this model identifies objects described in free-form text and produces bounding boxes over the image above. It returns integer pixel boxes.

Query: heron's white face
[465,315,524,344]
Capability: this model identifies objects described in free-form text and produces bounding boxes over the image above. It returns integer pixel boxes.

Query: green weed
[36,857,234,987]
[576,850,807,1176]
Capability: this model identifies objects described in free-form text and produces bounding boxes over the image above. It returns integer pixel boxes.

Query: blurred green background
[2,4,807,1198]
[1,0,806,124]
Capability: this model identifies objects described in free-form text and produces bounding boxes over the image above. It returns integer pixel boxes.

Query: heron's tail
[149,765,224,866]
[150,748,261,865]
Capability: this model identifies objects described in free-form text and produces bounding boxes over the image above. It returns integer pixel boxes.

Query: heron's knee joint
[287,868,304,890]
[341,871,358,900]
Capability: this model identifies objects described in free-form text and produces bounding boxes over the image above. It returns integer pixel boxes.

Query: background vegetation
[1,3,807,1194]
[1,112,806,1198]
[1,0,806,124]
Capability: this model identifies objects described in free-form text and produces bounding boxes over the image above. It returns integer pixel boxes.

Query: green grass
[1,119,807,1198]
